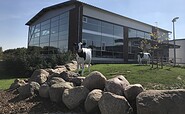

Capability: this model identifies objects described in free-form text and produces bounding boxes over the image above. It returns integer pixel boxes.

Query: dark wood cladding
[123,27,129,63]
[68,3,83,52]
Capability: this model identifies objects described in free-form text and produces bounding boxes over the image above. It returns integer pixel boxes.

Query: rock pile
[9,61,185,114]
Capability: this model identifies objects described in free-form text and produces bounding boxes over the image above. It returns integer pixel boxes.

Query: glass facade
[28,12,69,53]
[82,16,124,59]
[128,28,151,60]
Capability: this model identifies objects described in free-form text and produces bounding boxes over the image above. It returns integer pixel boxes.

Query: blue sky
[0,0,184,51]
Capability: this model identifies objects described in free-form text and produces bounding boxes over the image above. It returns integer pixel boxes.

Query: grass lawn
[84,64,185,90]
[0,79,16,90]
[1,63,185,90]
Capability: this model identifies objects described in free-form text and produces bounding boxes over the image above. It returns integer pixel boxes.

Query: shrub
[3,47,75,77]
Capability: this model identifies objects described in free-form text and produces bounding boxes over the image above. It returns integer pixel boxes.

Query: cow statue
[137,52,151,65]
[74,42,92,75]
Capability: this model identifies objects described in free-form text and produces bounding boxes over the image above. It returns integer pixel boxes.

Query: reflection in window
[50,33,58,42]
[41,30,50,36]
[82,16,124,59]
[40,35,49,43]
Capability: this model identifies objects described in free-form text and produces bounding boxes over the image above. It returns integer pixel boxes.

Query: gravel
[0,90,85,114]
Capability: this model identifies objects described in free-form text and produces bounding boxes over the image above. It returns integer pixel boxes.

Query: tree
[139,27,169,69]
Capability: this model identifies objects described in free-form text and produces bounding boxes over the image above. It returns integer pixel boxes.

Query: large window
[128,28,151,60]
[28,12,69,53]
[82,16,124,59]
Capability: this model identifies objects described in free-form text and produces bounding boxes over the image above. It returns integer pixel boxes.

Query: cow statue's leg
[147,58,150,65]
[88,62,91,73]
[81,63,85,75]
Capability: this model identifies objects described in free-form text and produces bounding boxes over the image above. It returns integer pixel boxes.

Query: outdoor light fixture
[172,17,179,66]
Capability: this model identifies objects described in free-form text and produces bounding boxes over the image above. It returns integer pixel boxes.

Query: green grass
[84,64,185,90]
[0,79,15,90]
[1,63,185,90]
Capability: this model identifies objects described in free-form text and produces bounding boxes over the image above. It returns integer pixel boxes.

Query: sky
[0,0,185,51]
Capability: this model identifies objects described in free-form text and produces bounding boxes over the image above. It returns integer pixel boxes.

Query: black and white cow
[74,42,92,75]
[137,52,151,65]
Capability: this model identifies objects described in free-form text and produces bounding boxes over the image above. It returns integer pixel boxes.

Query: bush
[3,47,75,77]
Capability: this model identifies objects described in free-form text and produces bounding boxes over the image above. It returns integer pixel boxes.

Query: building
[169,39,185,64]
[26,0,171,63]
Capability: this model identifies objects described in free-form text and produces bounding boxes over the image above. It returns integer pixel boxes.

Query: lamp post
[172,17,179,66]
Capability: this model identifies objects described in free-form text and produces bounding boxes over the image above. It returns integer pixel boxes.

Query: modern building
[26,0,172,63]
[169,39,185,64]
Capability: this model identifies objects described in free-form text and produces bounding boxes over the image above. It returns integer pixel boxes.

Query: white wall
[169,39,185,64]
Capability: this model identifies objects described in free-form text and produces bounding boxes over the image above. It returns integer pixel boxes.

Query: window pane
[40,43,49,48]
[41,20,50,26]
[114,25,123,37]
[128,29,137,38]
[40,35,49,43]
[50,41,58,48]
[41,29,50,36]
[51,21,59,27]
[33,38,39,45]
[59,40,68,52]
[137,31,144,38]
[50,33,58,42]
[59,33,68,40]
[51,16,59,22]
[51,26,58,34]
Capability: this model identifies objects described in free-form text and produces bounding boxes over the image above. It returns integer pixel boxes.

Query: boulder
[65,60,77,71]
[18,81,40,99]
[53,65,67,73]
[69,77,85,86]
[82,71,107,91]
[49,82,74,103]
[124,84,144,101]
[44,68,55,75]
[85,89,103,113]
[60,71,79,82]
[98,92,133,114]
[48,77,65,86]
[105,75,130,96]
[124,84,144,114]
[137,89,185,114]
[62,86,89,109]
[39,83,50,98]
[9,79,27,91]
[29,69,49,84]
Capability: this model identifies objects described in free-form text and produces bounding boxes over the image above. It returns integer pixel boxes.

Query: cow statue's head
[74,42,86,52]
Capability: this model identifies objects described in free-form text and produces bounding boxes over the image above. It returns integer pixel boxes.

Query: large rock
[85,89,103,113]
[29,69,49,84]
[60,71,79,81]
[9,79,27,91]
[53,65,67,73]
[69,77,85,86]
[105,75,130,96]
[49,82,74,103]
[18,81,40,99]
[39,83,50,98]
[124,84,144,101]
[65,61,77,71]
[44,68,55,75]
[48,76,65,86]
[124,84,144,114]
[137,89,185,114]
[98,92,133,114]
[82,71,107,91]
[62,86,89,109]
